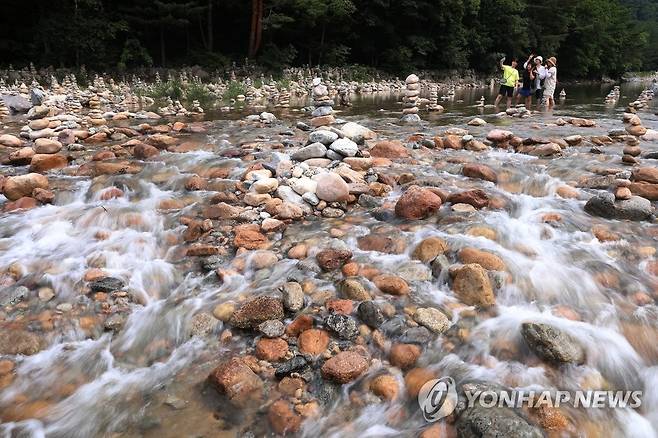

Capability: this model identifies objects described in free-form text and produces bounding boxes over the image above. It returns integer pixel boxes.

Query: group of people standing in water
[494,53,558,109]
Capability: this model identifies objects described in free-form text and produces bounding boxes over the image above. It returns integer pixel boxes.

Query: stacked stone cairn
[311,77,335,126]
[427,84,443,111]
[338,83,351,107]
[605,86,620,103]
[0,99,9,119]
[401,74,421,123]
[278,88,291,108]
[191,100,204,114]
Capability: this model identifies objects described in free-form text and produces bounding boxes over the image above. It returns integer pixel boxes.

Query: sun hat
[535,56,543,63]
[547,57,557,66]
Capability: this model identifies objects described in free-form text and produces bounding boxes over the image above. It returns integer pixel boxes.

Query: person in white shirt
[543,57,558,108]
[524,54,547,104]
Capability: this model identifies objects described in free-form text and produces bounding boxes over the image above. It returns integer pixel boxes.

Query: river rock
[357,301,385,328]
[208,357,264,407]
[321,350,369,383]
[629,182,658,200]
[462,163,497,183]
[458,248,506,271]
[452,264,495,306]
[33,138,62,154]
[0,134,23,147]
[341,122,376,141]
[395,185,442,219]
[89,276,124,292]
[457,401,543,438]
[584,192,653,221]
[234,224,269,249]
[299,328,330,355]
[413,307,450,333]
[521,322,585,364]
[412,237,449,263]
[3,173,48,201]
[339,278,371,301]
[1,94,31,114]
[371,140,409,158]
[373,274,410,295]
[292,142,327,161]
[251,177,279,194]
[468,117,487,126]
[0,330,41,355]
[632,167,658,184]
[390,343,421,369]
[447,189,489,209]
[282,282,304,311]
[309,130,339,145]
[329,138,358,157]
[268,400,302,434]
[30,154,68,172]
[325,313,359,340]
[314,172,349,202]
[487,129,514,142]
[230,296,284,329]
[316,248,352,271]
[258,320,286,338]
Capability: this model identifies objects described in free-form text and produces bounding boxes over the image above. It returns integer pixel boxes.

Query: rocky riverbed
[0,75,658,437]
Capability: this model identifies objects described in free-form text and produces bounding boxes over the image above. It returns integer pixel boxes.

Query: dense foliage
[0,0,655,78]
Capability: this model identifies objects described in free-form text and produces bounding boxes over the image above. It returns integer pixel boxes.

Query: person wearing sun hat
[544,57,558,108]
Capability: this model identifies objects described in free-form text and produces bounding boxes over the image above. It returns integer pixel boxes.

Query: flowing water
[1,81,658,437]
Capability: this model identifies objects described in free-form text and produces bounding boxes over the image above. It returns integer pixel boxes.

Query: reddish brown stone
[395,185,442,219]
[208,357,263,407]
[299,329,330,355]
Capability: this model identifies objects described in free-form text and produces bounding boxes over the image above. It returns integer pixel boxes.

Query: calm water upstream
[1,81,658,438]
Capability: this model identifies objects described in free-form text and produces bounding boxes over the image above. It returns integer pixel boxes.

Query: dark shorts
[498,85,514,97]
[519,88,533,97]
[535,89,544,100]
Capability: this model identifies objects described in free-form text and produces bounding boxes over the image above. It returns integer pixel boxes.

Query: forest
[0,0,656,79]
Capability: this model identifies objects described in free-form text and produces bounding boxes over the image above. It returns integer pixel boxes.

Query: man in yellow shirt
[494,57,519,109]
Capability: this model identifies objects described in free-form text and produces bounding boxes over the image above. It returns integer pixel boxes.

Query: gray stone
[1,94,31,114]
[302,192,320,206]
[104,313,127,331]
[309,130,339,145]
[190,312,218,337]
[88,277,125,292]
[413,307,450,334]
[325,150,343,161]
[325,313,359,340]
[312,106,334,117]
[456,381,543,438]
[357,301,385,328]
[292,142,327,161]
[521,322,585,364]
[584,192,653,221]
[281,282,304,311]
[258,319,285,338]
[275,356,309,379]
[0,285,29,306]
[31,88,46,106]
[259,112,277,123]
[401,114,421,123]
[329,138,359,157]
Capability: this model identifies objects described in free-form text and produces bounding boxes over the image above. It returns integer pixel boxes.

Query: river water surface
[1,81,658,437]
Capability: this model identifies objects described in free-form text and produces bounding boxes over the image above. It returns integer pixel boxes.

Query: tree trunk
[318,21,326,66]
[248,0,263,57]
[160,25,166,67]
[207,0,213,52]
